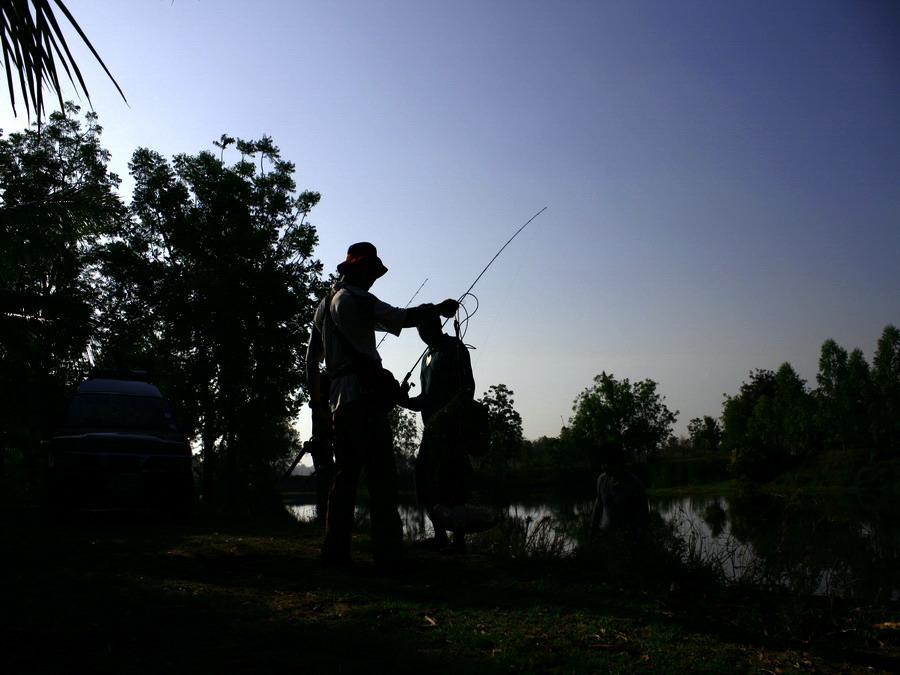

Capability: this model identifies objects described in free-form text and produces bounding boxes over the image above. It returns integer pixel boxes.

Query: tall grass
[465,502,884,609]
[470,513,575,560]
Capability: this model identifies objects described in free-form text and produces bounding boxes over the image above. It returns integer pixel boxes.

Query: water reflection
[285,492,900,601]
[286,498,433,540]
[286,498,592,549]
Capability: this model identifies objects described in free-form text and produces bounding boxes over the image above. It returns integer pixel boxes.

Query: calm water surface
[286,491,900,601]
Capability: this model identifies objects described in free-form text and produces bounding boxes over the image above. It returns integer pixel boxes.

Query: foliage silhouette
[0,0,125,119]
[476,383,523,479]
[92,135,323,511]
[872,325,899,453]
[723,325,900,480]
[0,104,124,503]
[563,371,677,467]
[687,416,722,455]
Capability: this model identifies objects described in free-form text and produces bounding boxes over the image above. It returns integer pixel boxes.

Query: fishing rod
[404,277,430,307]
[457,206,546,303]
[376,277,428,348]
[402,206,547,385]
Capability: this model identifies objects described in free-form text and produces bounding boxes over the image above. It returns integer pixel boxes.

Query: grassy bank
[3,506,898,674]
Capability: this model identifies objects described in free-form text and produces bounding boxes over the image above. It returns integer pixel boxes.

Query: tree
[816,339,850,449]
[721,369,777,479]
[844,348,873,448]
[520,435,563,466]
[1,103,123,287]
[389,406,420,476]
[565,371,677,464]
[0,104,123,502]
[872,324,900,453]
[93,135,323,511]
[772,362,816,456]
[722,364,818,479]
[478,383,523,474]
[687,416,722,455]
[514,434,566,485]
[815,339,873,450]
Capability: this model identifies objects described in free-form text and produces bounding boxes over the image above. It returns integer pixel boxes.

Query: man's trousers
[321,400,403,565]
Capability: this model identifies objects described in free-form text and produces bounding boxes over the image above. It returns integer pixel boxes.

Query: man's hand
[436,299,459,318]
[401,379,423,411]
[404,299,458,327]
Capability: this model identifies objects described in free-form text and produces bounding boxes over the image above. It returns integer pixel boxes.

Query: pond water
[286,491,900,602]
[652,493,900,601]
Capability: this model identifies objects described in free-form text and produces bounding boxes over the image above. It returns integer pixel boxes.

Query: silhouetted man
[590,441,650,541]
[403,314,475,553]
[306,242,457,567]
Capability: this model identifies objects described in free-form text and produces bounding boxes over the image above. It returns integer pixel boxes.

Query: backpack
[426,394,491,457]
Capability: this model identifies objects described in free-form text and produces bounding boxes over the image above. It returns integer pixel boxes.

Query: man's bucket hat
[337,241,388,278]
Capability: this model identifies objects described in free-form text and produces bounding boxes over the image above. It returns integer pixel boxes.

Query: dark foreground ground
[2,506,898,674]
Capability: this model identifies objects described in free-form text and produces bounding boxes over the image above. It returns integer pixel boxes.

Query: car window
[65,394,180,432]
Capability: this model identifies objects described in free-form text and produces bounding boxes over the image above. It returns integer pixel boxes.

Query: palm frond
[0,0,126,120]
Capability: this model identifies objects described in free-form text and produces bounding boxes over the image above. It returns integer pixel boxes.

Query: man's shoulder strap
[322,288,337,324]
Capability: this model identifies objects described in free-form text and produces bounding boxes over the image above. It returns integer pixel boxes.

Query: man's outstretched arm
[403,299,458,327]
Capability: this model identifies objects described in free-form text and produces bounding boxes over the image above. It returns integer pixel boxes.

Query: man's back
[419,334,474,422]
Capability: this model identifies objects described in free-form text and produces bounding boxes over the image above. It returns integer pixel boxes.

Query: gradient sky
[4,1,898,440]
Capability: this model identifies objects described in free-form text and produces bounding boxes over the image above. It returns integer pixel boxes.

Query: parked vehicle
[43,371,193,515]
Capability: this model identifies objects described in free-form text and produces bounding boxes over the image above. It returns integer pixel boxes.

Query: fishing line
[469,212,538,369]
[454,292,479,342]
[402,207,547,385]
[457,207,546,302]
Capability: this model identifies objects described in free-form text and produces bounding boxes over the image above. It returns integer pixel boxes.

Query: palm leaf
[0,0,126,119]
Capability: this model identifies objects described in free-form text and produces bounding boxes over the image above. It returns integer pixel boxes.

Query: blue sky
[4,0,897,440]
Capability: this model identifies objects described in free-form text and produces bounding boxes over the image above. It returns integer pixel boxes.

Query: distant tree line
[469,326,899,491]
[720,326,899,480]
